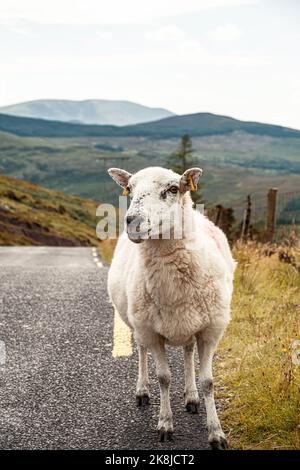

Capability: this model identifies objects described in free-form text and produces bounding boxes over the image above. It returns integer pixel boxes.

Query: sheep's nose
[126,215,144,225]
[126,215,146,242]
[126,215,145,229]
[126,215,136,225]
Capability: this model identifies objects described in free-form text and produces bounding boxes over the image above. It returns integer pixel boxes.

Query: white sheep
[107,166,236,449]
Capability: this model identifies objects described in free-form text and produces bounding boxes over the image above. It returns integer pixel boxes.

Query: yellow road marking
[92,249,132,357]
[112,308,133,358]
[92,248,103,268]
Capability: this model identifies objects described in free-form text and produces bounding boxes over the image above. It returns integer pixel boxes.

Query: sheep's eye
[168,186,179,194]
[123,186,131,196]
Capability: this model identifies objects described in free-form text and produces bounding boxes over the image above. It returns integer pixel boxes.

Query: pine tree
[167,134,203,205]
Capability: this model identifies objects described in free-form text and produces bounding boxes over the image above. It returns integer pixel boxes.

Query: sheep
[107,166,236,449]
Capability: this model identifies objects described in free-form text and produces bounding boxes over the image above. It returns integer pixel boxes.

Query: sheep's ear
[108,168,132,188]
[180,167,203,192]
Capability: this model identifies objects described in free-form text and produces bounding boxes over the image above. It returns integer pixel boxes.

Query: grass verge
[216,242,300,449]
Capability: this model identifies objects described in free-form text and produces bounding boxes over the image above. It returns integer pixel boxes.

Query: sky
[0,0,300,128]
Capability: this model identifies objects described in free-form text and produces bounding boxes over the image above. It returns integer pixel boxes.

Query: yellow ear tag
[122,187,129,196]
[188,175,197,192]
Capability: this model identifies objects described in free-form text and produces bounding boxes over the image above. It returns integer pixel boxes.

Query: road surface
[0,247,209,450]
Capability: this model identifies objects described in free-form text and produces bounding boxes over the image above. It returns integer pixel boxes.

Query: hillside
[0,111,300,139]
[122,112,300,139]
[0,99,174,126]
[1,127,300,209]
[0,112,116,137]
[0,174,100,246]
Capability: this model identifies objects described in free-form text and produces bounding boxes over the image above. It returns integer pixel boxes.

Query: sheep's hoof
[185,401,199,414]
[158,429,173,442]
[157,416,173,442]
[209,436,229,450]
[184,391,200,414]
[136,393,150,406]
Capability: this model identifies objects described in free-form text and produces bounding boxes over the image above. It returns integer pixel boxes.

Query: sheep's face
[108,166,202,243]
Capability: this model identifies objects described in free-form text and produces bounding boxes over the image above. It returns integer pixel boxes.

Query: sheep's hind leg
[136,344,150,406]
[184,339,200,413]
[197,332,228,450]
[151,337,173,442]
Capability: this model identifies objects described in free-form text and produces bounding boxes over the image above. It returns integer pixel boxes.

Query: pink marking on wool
[203,218,225,254]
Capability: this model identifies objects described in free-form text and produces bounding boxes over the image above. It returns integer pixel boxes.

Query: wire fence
[277,191,300,224]
[234,190,300,226]
[212,188,300,242]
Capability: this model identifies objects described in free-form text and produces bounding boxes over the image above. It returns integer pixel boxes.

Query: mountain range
[0,111,299,139]
[0,99,174,126]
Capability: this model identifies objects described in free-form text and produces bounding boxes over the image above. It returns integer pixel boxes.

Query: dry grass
[0,174,101,246]
[216,241,300,449]
[99,238,117,264]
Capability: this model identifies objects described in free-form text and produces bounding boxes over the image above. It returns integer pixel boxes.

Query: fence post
[241,195,252,241]
[266,188,278,242]
[215,204,223,227]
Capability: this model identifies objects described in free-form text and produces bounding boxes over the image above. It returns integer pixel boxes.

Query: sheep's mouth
[127,230,149,243]
[126,224,150,243]
[126,221,167,242]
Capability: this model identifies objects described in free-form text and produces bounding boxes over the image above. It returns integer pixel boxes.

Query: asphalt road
[0,247,209,450]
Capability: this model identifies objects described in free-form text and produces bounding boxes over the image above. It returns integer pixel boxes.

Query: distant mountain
[0,111,299,139]
[122,112,300,139]
[0,99,174,126]
[0,112,115,137]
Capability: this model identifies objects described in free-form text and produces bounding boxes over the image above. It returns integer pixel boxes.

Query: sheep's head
[108,166,202,243]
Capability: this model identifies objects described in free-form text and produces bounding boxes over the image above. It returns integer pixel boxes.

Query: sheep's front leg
[136,344,150,406]
[151,338,173,442]
[197,333,228,450]
[184,340,200,413]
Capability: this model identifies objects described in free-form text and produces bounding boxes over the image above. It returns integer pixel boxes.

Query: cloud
[208,24,242,41]
[0,0,258,25]
[145,25,186,42]
[1,40,269,73]
[0,18,33,36]
[96,30,113,38]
